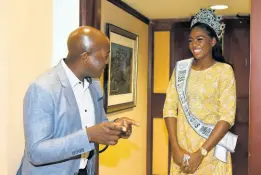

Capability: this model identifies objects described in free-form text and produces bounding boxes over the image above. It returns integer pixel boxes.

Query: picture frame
[104,23,139,113]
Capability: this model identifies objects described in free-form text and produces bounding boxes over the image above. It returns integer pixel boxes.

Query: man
[17,26,139,175]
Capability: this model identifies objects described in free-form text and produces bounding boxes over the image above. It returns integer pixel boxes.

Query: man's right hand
[86,121,126,145]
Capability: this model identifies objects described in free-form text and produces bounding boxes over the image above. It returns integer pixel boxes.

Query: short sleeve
[218,65,236,126]
[163,70,179,118]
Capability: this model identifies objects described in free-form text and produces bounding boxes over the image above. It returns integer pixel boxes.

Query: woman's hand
[172,146,190,167]
[181,149,204,174]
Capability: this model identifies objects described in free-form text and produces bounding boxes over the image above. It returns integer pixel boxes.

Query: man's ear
[81,52,89,65]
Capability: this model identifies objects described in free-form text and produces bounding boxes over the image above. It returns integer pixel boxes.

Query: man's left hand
[114,117,140,139]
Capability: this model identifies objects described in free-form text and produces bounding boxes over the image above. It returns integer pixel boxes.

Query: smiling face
[189,26,216,61]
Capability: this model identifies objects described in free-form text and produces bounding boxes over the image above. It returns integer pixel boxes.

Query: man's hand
[114,117,140,139]
[86,121,127,145]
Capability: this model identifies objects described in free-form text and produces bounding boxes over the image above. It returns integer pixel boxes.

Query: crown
[191,8,225,40]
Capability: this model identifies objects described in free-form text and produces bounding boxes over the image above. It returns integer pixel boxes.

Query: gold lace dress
[163,62,236,175]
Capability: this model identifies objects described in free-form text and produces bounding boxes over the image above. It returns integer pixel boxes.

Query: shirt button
[85,109,87,112]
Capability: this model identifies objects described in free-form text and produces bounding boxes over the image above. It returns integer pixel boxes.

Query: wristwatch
[200,147,208,157]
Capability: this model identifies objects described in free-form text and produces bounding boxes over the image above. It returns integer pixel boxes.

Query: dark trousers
[78,169,88,175]
[77,150,94,175]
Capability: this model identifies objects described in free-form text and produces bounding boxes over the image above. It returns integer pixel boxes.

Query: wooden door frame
[148,19,191,175]
[249,0,261,174]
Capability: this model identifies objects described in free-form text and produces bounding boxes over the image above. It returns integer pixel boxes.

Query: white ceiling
[122,0,251,19]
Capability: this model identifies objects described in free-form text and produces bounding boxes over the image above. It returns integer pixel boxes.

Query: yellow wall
[152,31,171,175]
[153,32,170,93]
[100,0,148,175]
[1,0,53,174]
[153,118,169,175]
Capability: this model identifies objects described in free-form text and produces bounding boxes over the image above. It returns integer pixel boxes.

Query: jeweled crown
[191,8,225,40]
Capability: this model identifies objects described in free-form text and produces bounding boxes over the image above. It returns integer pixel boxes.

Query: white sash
[175,58,238,162]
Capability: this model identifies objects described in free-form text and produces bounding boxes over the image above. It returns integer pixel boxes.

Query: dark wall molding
[151,18,190,31]
[147,22,153,175]
[107,0,150,24]
[151,15,250,31]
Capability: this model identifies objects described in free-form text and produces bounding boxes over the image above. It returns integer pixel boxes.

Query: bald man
[17,26,139,175]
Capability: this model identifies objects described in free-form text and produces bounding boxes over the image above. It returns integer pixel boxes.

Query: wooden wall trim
[80,0,101,29]
[151,94,165,118]
[249,0,261,174]
[169,24,175,75]
[151,18,190,31]
[151,15,250,31]
[147,22,153,175]
[107,0,150,24]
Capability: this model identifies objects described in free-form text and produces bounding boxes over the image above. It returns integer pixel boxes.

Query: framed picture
[104,23,139,113]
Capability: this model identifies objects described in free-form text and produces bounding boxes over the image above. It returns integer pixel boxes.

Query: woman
[163,9,236,175]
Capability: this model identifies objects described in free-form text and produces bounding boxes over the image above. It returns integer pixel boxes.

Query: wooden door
[170,22,192,72]
[223,18,250,175]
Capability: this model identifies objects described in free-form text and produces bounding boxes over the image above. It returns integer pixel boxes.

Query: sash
[175,58,238,162]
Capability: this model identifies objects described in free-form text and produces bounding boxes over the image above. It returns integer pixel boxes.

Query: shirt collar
[61,59,90,89]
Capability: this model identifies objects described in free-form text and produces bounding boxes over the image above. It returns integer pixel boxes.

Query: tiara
[191,8,225,40]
